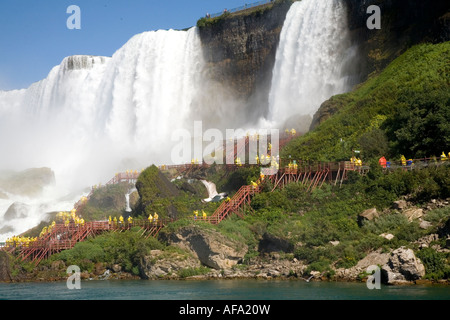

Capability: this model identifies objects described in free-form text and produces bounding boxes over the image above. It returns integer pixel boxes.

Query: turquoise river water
[0,279,449,300]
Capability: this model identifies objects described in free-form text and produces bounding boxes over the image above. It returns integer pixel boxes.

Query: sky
[0,0,256,91]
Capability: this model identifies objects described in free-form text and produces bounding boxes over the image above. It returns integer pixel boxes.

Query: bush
[416,248,450,280]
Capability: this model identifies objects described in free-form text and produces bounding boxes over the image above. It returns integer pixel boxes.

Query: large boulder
[139,250,201,279]
[402,207,423,222]
[0,167,55,198]
[381,247,425,284]
[160,225,248,270]
[4,202,30,221]
[358,208,379,226]
[335,250,390,281]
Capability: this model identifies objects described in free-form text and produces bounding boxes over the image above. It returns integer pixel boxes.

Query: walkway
[3,154,446,264]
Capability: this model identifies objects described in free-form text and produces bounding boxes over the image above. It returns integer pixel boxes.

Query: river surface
[0,279,449,300]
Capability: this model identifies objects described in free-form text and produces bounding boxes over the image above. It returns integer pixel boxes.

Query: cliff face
[343,0,450,78]
[197,1,293,124]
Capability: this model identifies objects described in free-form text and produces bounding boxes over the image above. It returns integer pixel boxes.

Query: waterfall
[0,27,204,190]
[125,187,137,213]
[266,0,358,130]
[0,27,205,241]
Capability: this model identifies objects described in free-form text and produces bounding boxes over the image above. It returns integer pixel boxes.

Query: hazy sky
[0,0,254,90]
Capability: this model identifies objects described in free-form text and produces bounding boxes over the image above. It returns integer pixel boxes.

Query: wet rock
[4,202,30,221]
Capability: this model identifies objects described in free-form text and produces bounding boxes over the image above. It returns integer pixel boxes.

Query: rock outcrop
[381,247,425,284]
[160,225,248,270]
[258,232,293,254]
[0,251,12,282]
[4,202,30,221]
[139,250,201,279]
[0,167,55,198]
[197,1,292,127]
[335,250,390,281]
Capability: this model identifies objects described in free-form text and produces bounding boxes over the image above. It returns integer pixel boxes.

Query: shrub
[416,248,450,280]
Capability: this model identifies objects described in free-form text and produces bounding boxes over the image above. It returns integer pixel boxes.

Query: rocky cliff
[344,0,450,78]
[197,0,449,131]
[197,1,293,125]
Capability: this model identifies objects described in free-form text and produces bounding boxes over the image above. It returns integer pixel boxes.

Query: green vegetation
[77,182,134,221]
[10,42,449,283]
[46,228,164,275]
[282,42,450,162]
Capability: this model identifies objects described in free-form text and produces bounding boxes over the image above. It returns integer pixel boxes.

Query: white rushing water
[265,0,358,130]
[0,28,205,240]
[0,27,204,189]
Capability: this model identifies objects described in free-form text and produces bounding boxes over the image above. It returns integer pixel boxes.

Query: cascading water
[265,0,358,130]
[0,27,205,241]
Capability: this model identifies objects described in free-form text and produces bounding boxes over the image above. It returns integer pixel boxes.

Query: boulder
[379,233,395,240]
[335,250,390,281]
[402,207,423,222]
[139,249,201,279]
[419,219,432,229]
[415,234,439,249]
[329,240,340,246]
[4,202,30,221]
[381,247,425,284]
[392,200,407,210]
[0,167,55,198]
[358,208,379,225]
[160,225,248,270]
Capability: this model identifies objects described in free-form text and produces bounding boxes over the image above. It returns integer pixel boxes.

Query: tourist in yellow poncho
[400,155,406,166]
